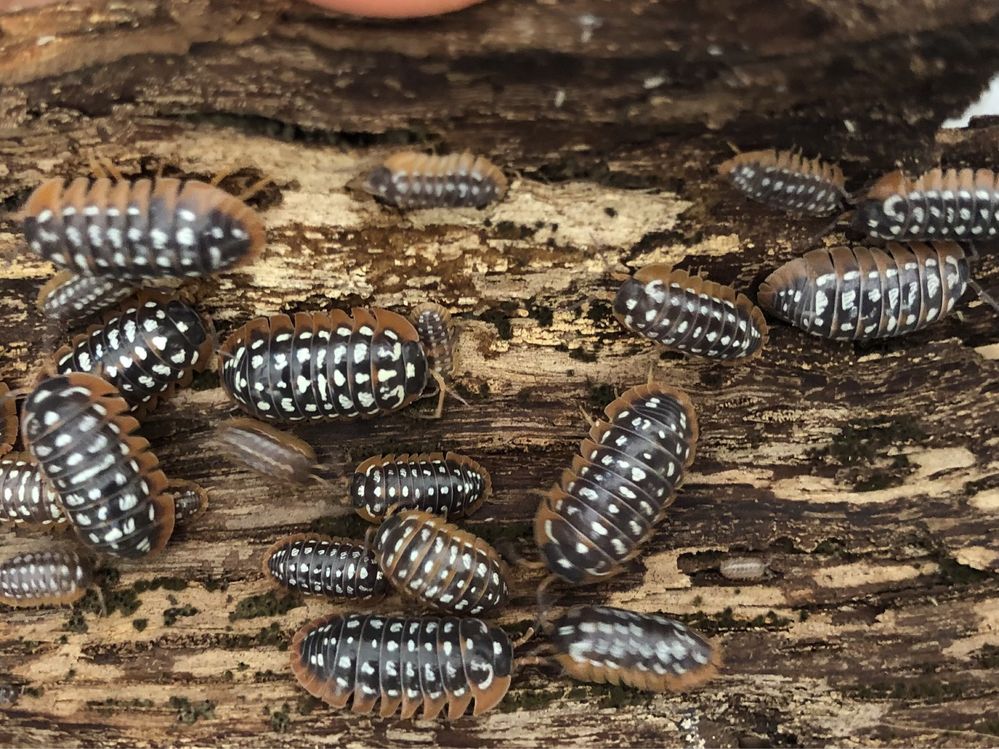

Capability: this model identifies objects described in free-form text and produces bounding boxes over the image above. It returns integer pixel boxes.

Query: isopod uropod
[758,242,970,340]
[0,549,94,607]
[21,177,265,280]
[263,534,386,599]
[614,264,767,362]
[21,373,175,559]
[534,383,698,584]
[363,151,508,209]
[372,508,508,616]
[718,148,848,217]
[290,612,514,718]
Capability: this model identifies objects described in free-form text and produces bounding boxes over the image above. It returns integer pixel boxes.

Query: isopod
[718,149,847,217]
[853,167,999,240]
[0,454,64,526]
[351,451,491,522]
[547,605,720,691]
[290,612,513,718]
[263,534,385,599]
[534,383,698,584]
[372,508,508,615]
[758,242,969,340]
[0,549,93,607]
[718,556,771,581]
[613,264,767,361]
[219,308,434,422]
[215,418,325,486]
[51,293,213,415]
[169,479,209,525]
[21,176,265,280]
[0,382,16,457]
[363,151,507,209]
[21,373,175,559]
[36,270,135,323]
[410,303,456,378]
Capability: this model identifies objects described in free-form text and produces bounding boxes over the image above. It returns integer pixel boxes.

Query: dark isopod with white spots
[758,242,969,340]
[21,373,175,559]
[549,605,720,691]
[263,534,385,599]
[169,479,209,525]
[853,168,999,240]
[534,383,698,585]
[410,303,456,378]
[0,549,93,607]
[614,264,767,362]
[0,382,16,457]
[0,454,64,526]
[290,612,513,718]
[373,509,508,616]
[36,270,136,323]
[21,177,265,280]
[351,452,491,522]
[363,151,508,209]
[51,293,213,416]
[718,149,847,217]
[219,308,429,422]
[216,418,324,486]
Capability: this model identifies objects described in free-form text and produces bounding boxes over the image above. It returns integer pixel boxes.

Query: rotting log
[0,1,998,746]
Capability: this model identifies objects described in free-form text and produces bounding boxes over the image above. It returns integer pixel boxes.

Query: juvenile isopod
[614,264,767,362]
[0,549,94,607]
[0,454,64,526]
[718,149,848,217]
[718,556,771,581]
[373,508,508,615]
[290,612,514,718]
[363,151,507,209]
[853,167,999,240]
[534,383,698,584]
[0,382,16,457]
[51,293,213,415]
[410,303,456,378]
[544,605,720,691]
[168,479,209,525]
[215,418,325,486]
[263,534,385,599]
[219,308,438,422]
[351,451,491,522]
[21,373,175,559]
[21,176,265,280]
[758,242,970,340]
[36,270,136,323]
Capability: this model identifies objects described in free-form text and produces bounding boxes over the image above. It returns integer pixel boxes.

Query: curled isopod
[215,418,325,486]
[363,151,507,209]
[36,270,136,323]
[0,549,94,607]
[21,176,265,280]
[263,534,385,599]
[614,264,767,362]
[718,148,847,217]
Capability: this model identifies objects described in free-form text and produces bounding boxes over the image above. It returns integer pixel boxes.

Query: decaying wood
[1,1,997,746]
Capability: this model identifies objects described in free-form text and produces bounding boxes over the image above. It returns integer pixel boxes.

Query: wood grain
[1,1,997,746]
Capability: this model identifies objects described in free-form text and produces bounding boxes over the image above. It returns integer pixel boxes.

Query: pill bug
[0,382,16,457]
[547,605,720,691]
[718,556,771,581]
[22,176,265,280]
[36,270,136,323]
[0,454,65,526]
[0,549,93,607]
[718,149,848,217]
[168,479,209,525]
[21,373,175,559]
[758,242,969,340]
[853,167,999,240]
[410,303,456,378]
[351,452,491,522]
[363,151,508,209]
[290,612,513,718]
[613,264,768,362]
[534,383,698,585]
[373,509,508,616]
[51,293,213,415]
[219,308,430,422]
[263,534,386,599]
[216,418,325,486]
